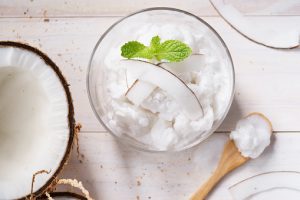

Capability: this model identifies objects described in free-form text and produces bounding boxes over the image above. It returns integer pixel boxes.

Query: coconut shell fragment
[210,0,300,49]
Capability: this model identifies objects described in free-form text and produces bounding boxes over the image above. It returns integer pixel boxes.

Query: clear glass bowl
[87,7,235,152]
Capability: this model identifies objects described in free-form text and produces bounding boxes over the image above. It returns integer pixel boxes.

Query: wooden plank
[57,131,300,200]
[0,0,299,18]
[0,17,300,132]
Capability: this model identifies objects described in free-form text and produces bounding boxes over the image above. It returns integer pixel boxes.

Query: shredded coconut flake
[57,179,94,200]
[45,192,54,200]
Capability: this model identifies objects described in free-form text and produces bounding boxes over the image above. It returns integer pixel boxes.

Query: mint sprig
[121,36,192,62]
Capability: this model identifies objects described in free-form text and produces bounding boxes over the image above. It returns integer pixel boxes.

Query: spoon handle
[190,169,224,200]
[190,140,249,200]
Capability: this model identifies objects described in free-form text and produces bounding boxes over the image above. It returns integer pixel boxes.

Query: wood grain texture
[1,17,300,131]
[58,132,300,200]
[0,0,299,17]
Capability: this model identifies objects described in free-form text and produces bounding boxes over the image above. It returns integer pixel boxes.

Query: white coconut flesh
[229,171,300,200]
[0,45,72,199]
[120,59,204,120]
[210,0,299,49]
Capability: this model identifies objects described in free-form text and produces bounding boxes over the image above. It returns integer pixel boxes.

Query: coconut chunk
[150,119,178,150]
[210,0,299,49]
[120,59,203,120]
[125,80,156,106]
[0,42,74,199]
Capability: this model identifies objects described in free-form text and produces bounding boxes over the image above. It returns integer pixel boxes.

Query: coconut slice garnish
[146,54,205,102]
[120,59,204,120]
[210,0,300,49]
[0,41,74,199]
[229,171,300,200]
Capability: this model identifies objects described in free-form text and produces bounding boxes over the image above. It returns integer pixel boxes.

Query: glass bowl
[87,7,235,152]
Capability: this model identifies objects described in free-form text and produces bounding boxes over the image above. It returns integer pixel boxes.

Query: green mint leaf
[150,35,161,49]
[134,48,155,59]
[150,36,161,61]
[120,36,192,62]
[156,40,192,62]
[121,41,146,59]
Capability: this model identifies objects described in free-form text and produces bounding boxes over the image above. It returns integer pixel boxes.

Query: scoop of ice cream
[230,113,272,159]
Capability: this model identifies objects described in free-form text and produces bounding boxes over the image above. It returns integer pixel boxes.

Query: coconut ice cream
[89,9,234,151]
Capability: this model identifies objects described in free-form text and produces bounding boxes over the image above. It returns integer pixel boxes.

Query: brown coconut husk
[74,123,85,163]
[38,192,87,200]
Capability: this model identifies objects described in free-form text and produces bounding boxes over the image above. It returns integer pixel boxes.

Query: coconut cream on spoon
[230,113,272,159]
[190,113,273,200]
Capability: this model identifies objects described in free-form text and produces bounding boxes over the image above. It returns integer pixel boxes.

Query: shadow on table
[217,97,243,132]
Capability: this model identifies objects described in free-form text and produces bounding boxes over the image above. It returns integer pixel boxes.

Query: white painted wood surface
[60,132,300,200]
[0,0,300,199]
[1,0,300,17]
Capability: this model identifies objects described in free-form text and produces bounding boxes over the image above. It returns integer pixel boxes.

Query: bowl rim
[86,7,235,153]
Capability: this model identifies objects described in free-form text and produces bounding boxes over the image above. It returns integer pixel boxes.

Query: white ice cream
[230,114,272,159]
[93,10,234,150]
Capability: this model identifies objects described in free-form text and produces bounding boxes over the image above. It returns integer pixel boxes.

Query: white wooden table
[1,1,300,199]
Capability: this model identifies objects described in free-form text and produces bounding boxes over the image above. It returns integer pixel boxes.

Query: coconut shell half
[0,41,75,200]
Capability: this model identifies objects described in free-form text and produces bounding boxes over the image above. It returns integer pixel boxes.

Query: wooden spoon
[190,113,272,200]
[190,140,249,200]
